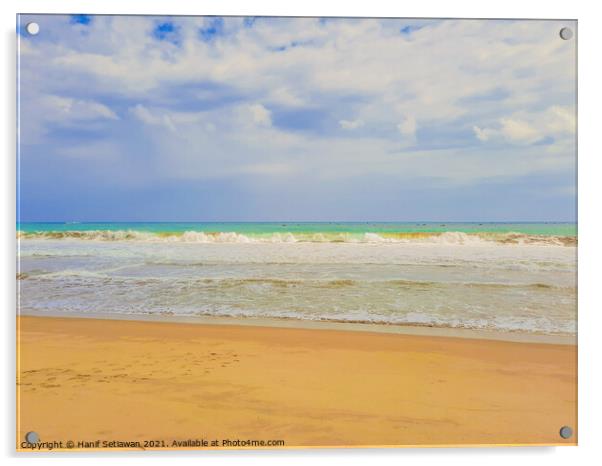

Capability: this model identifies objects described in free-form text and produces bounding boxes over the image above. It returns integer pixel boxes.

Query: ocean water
[17,222,577,335]
[18,221,577,240]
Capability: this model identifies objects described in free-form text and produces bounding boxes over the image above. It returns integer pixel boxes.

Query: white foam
[17,229,575,247]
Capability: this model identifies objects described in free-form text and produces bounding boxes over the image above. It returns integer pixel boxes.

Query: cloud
[268,87,304,106]
[473,126,494,142]
[473,106,575,145]
[17,15,577,221]
[42,95,118,121]
[397,116,416,137]
[246,104,272,127]
[543,105,575,134]
[129,104,176,132]
[499,118,540,143]
[339,119,364,130]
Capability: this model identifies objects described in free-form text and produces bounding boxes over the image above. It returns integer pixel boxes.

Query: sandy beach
[17,316,577,450]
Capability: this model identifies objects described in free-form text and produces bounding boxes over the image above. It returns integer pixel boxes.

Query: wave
[171,307,575,335]
[20,306,575,335]
[17,230,577,246]
[17,272,574,293]
[18,272,576,335]
[299,312,576,335]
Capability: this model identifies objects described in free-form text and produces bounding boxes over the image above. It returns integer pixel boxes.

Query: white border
[3,1,601,465]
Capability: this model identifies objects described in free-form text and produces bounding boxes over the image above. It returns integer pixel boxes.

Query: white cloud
[129,104,157,124]
[499,118,540,143]
[42,18,574,127]
[542,105,576,135]
[129,104,176,132]
[42,95,118,121]
[473,126,494,142]
[247,104,272,127]
[397,116,416,137]
[339,119,364,130]
[19,16,576,187]
[268,87,304,106]
[473,106,575,145]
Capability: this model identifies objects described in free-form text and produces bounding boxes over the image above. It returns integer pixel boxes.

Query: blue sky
[17,15,576,222]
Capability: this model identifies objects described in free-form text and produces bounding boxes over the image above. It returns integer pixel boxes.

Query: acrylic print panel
[16,15,577,451]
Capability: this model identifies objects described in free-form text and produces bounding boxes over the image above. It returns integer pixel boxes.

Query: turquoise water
[18,222,576,236]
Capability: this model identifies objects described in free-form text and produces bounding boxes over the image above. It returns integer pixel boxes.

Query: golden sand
[17,316,577,450]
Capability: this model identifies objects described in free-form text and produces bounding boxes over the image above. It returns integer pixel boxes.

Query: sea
[17,222,577,337]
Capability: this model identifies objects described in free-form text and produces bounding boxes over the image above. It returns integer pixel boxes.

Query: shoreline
[19,311,576,345]
[17,315,577,449]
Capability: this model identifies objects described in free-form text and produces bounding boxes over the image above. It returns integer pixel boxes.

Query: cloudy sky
[17,15,576,222]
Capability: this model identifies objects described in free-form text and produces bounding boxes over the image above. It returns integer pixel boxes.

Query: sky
[17,15,577,222]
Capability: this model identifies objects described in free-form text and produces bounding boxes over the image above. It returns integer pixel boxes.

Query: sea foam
[17,230,576,246]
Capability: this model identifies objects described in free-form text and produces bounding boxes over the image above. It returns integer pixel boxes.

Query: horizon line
[16,220,577,224]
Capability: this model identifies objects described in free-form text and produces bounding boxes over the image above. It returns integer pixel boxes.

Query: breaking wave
[17,230,577,246]
[183,309,576,335]
[17,272,572,291]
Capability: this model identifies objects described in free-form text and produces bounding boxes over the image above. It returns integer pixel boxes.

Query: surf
[17,229,576,246]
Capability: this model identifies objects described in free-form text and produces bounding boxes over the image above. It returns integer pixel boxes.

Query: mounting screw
[25,431,39,444]
[559,27,573,41]
[559,425,573,439]
[25,22,40,36]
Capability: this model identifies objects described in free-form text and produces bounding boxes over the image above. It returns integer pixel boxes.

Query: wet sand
[17,316,577,450]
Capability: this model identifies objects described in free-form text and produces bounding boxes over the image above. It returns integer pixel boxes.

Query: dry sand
[17,316,577,450]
